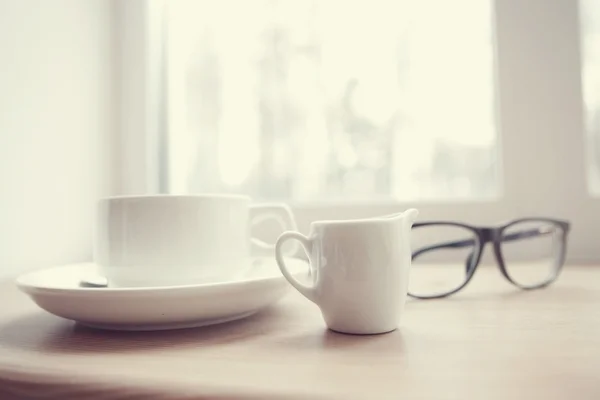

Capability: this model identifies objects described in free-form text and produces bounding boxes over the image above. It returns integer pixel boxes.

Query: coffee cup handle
[249,203,299,257]
[275,232,318,303]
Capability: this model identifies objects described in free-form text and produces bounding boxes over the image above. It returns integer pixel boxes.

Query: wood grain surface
[0,265,599,399]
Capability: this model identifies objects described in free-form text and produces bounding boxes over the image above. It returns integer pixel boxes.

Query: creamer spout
[404,208,419,226]
[381,208,419,228]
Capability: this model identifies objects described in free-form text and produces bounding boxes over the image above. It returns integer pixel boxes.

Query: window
[165,0,498,202]
[580,0,600,196]
[116,0,600,262]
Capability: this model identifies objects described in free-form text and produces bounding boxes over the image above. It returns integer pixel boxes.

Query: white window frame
[113,0,600,263]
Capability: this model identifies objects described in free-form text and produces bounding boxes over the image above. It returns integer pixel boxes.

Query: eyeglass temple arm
[411,228,551,260]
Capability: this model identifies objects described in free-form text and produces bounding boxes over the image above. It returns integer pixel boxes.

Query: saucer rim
[15,256,308,296]
[76,310,259,331]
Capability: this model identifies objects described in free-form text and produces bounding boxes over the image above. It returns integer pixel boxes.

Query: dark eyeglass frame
[409,217,571,300]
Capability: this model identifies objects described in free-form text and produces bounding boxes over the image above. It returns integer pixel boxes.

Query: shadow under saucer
[0,304,287,355]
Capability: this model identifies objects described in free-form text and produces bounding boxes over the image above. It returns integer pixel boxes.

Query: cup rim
[311,217,394,227]
[99,193,251,202]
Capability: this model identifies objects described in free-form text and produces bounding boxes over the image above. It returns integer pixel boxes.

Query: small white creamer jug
[275,208,418,335]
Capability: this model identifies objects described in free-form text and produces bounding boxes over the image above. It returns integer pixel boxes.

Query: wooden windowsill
[0,264,597,399]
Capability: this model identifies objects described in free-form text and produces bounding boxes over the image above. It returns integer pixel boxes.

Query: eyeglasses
[409,218,571,299]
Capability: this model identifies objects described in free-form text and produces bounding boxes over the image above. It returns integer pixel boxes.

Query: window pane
[580,0,600,195]
[165,0,498,202]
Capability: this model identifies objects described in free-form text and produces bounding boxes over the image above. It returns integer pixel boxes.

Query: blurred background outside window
[165,0,498,202]
[110,0,600,262]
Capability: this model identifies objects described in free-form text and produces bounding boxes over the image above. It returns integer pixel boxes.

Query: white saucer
[15,257,309,331]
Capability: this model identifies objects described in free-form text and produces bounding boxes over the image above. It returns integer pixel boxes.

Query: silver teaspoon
[79,276,108,288]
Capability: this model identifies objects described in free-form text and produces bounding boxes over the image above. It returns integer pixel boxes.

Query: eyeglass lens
[409,224,479,298]
[499,220,564,288]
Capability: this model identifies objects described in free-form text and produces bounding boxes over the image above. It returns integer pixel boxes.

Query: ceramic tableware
[95,194,298,287]
[16,257,308,331]
[275,208,418,335]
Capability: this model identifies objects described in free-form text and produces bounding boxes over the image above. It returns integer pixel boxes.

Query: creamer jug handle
[275,232,319,304]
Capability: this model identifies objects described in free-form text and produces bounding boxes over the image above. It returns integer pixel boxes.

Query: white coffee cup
[275,209,418,335]
[94,194,298,287]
